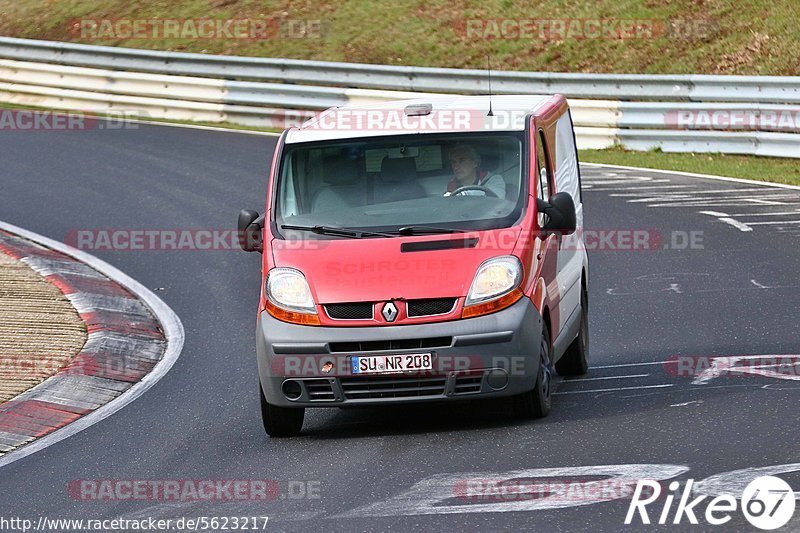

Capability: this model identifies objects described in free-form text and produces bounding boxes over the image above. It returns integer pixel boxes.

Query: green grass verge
[580,147,800,186]
[0,0,797,75]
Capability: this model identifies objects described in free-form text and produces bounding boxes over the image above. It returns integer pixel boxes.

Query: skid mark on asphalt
[581,167,800,234]
[603,272,800,297]
[555,363,677,396]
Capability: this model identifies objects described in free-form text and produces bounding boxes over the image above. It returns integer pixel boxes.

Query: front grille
[325,302,373,320]
[303,379,335,401]
[407,298,457,317]
[340,376,447,399]
[329,336,452,353]
[454,374,483,395]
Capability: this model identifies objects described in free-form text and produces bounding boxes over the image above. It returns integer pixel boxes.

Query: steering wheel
[447,185,499,198]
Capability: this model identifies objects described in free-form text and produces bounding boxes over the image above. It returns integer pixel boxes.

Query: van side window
[536,131,551,227]
[554,112,581,202]
[536,131,551,200]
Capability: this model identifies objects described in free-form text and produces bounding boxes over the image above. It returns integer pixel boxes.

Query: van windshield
[274,133,525,238]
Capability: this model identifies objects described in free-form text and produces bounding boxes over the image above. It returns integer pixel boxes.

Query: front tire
[555,288,589,376]
[260,384,304,437]
[513,325,552,419]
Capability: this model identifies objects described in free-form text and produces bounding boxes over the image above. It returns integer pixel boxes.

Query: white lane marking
[590,161,800,231]
[0,220,185,469]
[647,199,790,207]
[693,464,800,499]
[713,365,800,382]
[586,165,800,229]
[581,163,800,192]
[699,209,753,230]
[553,384,674,395]
[670,400,703,407]
[751,362,800,369]
[750,279,770,289]
[691,355,800,385]
[761,383,800,391]
[666,283,682,294]
[610,187,781,198]
[587,185,691,191]
[750,198,788,205]
[581,177,658,185]
[583,178,672,185]
[626,194,798,204]
[718,217,753,232]
[747,220,800,225]
[593,355,800,382]
[720,211,800,217]
[336,465,690,517]
[592,361,670,369]
[563,374,649,382]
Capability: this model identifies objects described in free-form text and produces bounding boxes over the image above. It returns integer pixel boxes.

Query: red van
[239,95,589,436]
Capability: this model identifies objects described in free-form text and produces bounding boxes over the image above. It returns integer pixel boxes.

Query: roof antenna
[486,55,494,117]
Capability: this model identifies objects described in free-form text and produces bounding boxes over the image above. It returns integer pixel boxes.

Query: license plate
[351,353,433,375]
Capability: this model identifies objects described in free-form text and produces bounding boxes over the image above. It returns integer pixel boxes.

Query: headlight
[265,268,316,314]
[462,256,524,318]
[465,256,522,306]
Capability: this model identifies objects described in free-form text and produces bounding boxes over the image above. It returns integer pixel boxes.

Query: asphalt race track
[1,122,799,531]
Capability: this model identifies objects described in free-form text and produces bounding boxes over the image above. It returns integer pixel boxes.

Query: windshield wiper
[280,224,394,239]
[392,225,468,236]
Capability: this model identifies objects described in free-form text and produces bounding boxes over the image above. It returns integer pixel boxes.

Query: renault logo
[381,301,398,322]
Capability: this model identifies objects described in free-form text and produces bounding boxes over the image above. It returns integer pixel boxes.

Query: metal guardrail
[2,37,800,103]
[0,37,797,157]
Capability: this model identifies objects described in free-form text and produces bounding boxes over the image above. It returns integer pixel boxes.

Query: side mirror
[238,209,263,252]
[540,192,577,235]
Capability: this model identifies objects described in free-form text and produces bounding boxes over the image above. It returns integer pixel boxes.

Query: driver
[444,143,506,198]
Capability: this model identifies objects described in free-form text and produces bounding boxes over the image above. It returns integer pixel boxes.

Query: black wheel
[556,288,589,376]
[512,325,552,419]
[260,384,304,437]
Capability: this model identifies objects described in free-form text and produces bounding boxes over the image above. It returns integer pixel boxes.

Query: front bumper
[256,297,543,407]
